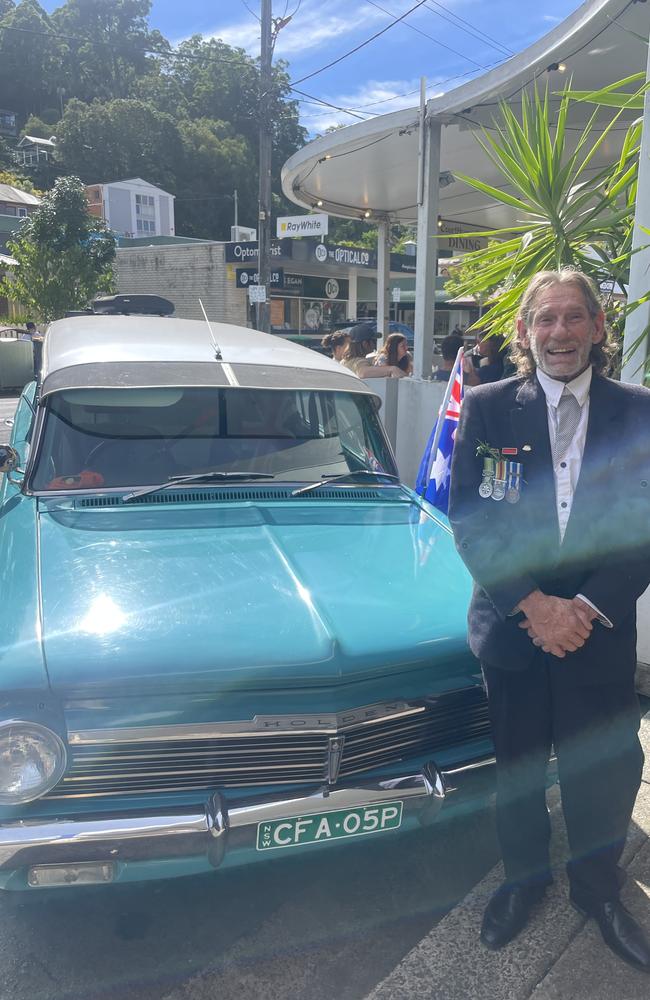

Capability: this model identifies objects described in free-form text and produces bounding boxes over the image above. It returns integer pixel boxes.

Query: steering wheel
[84,427,168,470]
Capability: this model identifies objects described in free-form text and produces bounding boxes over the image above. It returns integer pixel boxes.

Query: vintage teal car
[0,312,494,890]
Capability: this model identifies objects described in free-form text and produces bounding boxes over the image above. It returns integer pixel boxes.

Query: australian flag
[415,351,464,514]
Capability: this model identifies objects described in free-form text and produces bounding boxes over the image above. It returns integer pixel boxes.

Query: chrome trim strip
[0,766,444,873]
[68,700,427,745]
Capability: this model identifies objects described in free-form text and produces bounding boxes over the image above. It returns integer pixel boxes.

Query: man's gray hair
[511,268,614,377]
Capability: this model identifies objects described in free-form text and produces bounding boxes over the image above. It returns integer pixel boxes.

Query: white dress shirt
[535,365,612,627]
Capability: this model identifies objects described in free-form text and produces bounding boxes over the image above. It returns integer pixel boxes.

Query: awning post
[376,218,390,346]
[414,110,440,380]
[622,40,650,385]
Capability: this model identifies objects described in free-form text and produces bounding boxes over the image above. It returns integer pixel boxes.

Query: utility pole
[233,188,239,240]
[256,0,273,333]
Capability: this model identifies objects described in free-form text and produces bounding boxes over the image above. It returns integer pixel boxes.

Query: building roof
[40,315,375,398]
[282,0,649,228]
[0,184,40,206]
[17,135,55,148]
[89,177,175,198]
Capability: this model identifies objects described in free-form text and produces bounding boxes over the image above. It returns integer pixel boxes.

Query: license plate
[256,801,403,851]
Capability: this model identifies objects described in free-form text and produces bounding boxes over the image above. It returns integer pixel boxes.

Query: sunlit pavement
[367,707,650,1000]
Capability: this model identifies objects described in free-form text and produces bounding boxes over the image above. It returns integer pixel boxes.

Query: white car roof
[40,316,375,400]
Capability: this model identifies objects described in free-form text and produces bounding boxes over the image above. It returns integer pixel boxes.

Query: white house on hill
[85,177,175,239]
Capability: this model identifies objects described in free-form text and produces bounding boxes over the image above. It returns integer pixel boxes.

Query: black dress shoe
[570,897,650,972]
[481,882,549,950]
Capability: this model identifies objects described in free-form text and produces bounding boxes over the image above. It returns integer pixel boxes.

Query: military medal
[479,457,496,498]
[505,461,523,504]
[491,460,506,501]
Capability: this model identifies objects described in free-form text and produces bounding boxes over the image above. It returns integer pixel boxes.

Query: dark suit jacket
[448,373,650,684]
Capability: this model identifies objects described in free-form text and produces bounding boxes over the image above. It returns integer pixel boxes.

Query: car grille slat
[50,689,491,799]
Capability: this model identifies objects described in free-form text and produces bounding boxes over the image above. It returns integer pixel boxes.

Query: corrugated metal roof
[0,184,40,206]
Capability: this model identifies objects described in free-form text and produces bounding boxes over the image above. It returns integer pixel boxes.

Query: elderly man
[448,270,650,970]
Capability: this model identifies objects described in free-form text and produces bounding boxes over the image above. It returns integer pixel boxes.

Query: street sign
[277,213,328,239]
[391,287,401,302]
[248,285,267,303]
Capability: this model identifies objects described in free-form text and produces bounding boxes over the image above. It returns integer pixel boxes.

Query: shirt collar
[536,365,592,408]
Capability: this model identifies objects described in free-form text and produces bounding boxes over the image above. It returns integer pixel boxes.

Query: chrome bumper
[0,758,494,875]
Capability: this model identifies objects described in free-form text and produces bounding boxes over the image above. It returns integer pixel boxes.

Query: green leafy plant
[445,80,646,349]
[0,175,116,321]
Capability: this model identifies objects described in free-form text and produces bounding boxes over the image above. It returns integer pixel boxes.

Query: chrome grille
[50,689,491,799]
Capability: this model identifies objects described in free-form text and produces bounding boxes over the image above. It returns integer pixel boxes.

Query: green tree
[52,0,168,103]
[54,98,181,190]
[0,0,63,120]
[132,39,305,183]
[174,119,256,240]
[1,175,116,320]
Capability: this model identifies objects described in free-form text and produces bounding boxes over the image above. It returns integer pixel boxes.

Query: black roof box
[91,294,175,316]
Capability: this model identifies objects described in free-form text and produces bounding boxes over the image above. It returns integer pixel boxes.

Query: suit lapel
[509,377,555,501]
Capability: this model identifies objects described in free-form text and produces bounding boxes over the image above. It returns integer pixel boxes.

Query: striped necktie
[553,387,581,464]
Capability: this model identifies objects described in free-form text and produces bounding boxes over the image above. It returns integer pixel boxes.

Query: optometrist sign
[276,214,329,238]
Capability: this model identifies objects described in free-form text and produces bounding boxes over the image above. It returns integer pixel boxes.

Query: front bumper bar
[0,757,495,875]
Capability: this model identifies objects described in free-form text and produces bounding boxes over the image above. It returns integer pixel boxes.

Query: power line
[290,0,431,86]
[291,87,373,121]
[363,0,493,71]
[422,0,513,58]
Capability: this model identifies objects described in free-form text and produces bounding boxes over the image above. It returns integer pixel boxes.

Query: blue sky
[46,0,585,135]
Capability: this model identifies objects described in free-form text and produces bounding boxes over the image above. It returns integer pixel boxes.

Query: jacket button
[461,542,468,550]
[642,481,648,488]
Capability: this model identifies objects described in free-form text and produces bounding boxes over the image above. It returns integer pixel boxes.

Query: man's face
[517,283,605,382]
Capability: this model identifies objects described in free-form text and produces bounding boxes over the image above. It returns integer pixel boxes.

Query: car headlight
[0,721,67,805]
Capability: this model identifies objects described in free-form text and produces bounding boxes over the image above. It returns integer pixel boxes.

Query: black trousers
[483,655,643,906]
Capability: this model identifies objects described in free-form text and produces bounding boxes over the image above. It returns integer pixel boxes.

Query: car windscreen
[30,386,396,491]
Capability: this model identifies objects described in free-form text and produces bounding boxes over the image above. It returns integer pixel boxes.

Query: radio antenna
[199,299,222,360]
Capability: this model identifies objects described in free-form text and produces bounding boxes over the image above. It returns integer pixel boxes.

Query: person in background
[463,330,506,385]
[434,333,464,381]
[20,320,43,379]
[321,330,349,362]
[341,325,406,379]
[375,333,412,375]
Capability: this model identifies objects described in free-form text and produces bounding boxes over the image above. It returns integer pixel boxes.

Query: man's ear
[592,310,605,344]
[516,317,530,349]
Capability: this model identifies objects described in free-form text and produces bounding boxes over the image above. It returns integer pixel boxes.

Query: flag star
[430,448,451,489]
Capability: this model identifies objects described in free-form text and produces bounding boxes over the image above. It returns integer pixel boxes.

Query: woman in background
[462,330,506,385]
[320,330,349,362]
[374,333,412,375]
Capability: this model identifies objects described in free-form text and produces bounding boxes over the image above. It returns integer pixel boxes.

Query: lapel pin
[522,445,532,452]
[502,447,518,456]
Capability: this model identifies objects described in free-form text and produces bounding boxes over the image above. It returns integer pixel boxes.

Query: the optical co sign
[276,213,328,238]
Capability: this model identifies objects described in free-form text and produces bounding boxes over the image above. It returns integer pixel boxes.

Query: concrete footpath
[367,711,650,1000]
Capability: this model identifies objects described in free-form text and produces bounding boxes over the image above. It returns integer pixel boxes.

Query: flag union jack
[415,354,464,514]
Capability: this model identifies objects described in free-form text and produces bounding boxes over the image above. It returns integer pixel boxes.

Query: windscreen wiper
[122,471,276,502]
[291,470,402,497]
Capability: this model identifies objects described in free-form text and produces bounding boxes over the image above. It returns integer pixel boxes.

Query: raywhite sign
[277,213,329,238]
[248,284,267,303]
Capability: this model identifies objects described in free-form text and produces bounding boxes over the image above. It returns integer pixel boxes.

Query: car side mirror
[0,445,20,475]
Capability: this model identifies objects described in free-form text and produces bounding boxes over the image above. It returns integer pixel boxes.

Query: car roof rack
[90,294,175,316]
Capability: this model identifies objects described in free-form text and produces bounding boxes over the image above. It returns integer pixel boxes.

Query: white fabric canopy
[282,0,649,229]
